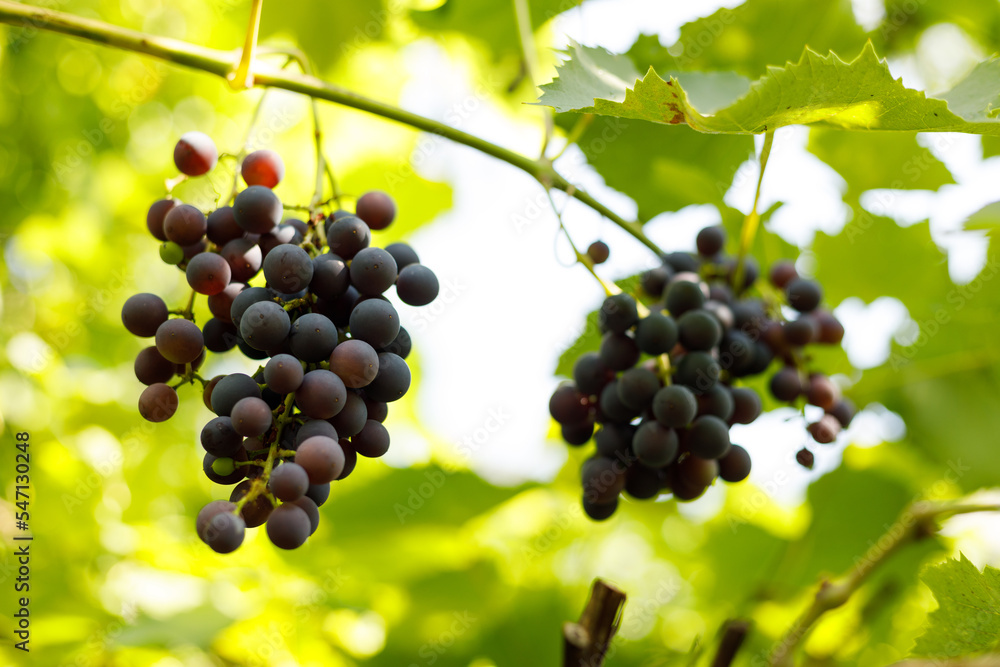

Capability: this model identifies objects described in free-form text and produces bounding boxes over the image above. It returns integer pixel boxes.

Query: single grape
[624,465,661,500]
[266,503,311,549]
[263,244,314,294]
[122,293,169,337]
[207,282,245,321]
[295,419,340,446]
[259,224,300,260]
[241,149,285,188]
[330,391,368,438]
[234,185,282,234]
[380,327,412,360]
[696,384,734,422]
[663,252,699,273]
[684,415,731,459]
[268,462,309,501]
[203,375,223,411]
[295,435,346,483]
[561,421,595,446]
[138,383,178,422]
[695,226,725,256]
[323,285,360,327]
[587,241,610,264]
[652,385,698,428]
[806,373,840,410]
[677,309,723,351]
[310,253,350,300]
[396,264,439,306]
[635,313,679,356]
[349,299,400,349]
[159,241,184,265]
[326,215,371,260]
[704,300,734,329]
[783,317,818,346]
[362,394,388,423]
[786,278,822,313]
[813,310,845,344]
[599,332,640,371]
[355,190,396,230]
[364,352,410,402]
[154,318,204,364]
[769,366,803,402]
[640,265,673,298]
[289,313,338,362]
[594,423,633,458]
[221,237,263,283]
[769,259,798,289]
[796,447,815,469]
[718,444,751,482]
[598,381,637,424]
[202,511,245,553]
[174,131,218,176]
[147,199,180,241]
[573,352,614,396]
[230,396,273,437]
[163,204,207,246]
[582,496,618,521]
[239,300,291,351]
[201,416,244,457]
[295,369,346,419]
[328,339,379,388]
[305,483,331,507]
[185,252,232,295]
[718,331,755,375]
[210,373,262,416]
[353,419,390,457]
[729,387,762,425]
[808,415,842,444]
[384,242,419,270]
[206,206,243,245]
[632,421,679,467]
[196,500,236,541]
[264,354,304,394]
[827,398,855,428]
[674,351,721,394]
[665,279,707,316]
[598,294,639,334]
[338,438,359,480]
[134,346,175,385]
[549,384,590,425]
[675,454,718,487]
[616,367,660,411]
[581,456,625,504]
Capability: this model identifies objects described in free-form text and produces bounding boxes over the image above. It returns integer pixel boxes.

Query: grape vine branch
[0,0,662,254]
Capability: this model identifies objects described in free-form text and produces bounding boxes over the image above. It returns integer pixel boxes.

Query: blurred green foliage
[1,0,1000,666]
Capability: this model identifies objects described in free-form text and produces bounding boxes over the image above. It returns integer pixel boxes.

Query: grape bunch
[550,225,854,520]
[122,132,440,552]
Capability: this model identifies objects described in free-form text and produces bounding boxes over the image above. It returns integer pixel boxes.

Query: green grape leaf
[912,554,1000,656]
[539,42,1000,136]
[560,114,754,220]
[808,128,955,195]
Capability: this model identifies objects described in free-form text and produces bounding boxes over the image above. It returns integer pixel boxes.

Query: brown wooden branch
[711,619,751,667]
[563,579,626,667]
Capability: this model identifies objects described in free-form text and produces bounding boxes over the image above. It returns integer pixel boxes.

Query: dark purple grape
[196,500,236,541]
[718,444,751,482]
[581,456,625,504]
[384,242,419,269]
[380,327,412,360]
[163,204,207,246]
[685,415,731,459]
[599,332,640,371]
[329,391,367,438]
[806,374,840,410]
[326,215,371,259]
[186,252,232,295]
[230,286,272,326]
[573,352,614,396]
[202,511,245,553]
[269,462,309,501]
[263,244,314,294]
[594,423,633,458]
[640,265,673,298]
[201,416,244,456]
[770,366,803,402]
[796,447,815,469]
[266,503,311,549]
[147,199,180,241]
[808,415,842,444]
[813,311,845,344]
[696,384,734,422]
[696,226,725,256]
[349,299,400,349]
[617,367,660,411]
[291,496,320,535]
[207,282,245,320]
[295,435,346,483]
[396,264,440,306]
[363,395,388,423]
[730,387,762,425]
[769,260,798,289]
[365,352,410,402]
[234,185,281,234]
[230,396,273,437]
[549,383,589,424]
[155,318,204,364]
[122,293,169,337]
[327,340,378,388]
[305,483,331,507]
[582,496,618,520]
[264,354,304,394]
[355,190,396,230]
[786,278,822,313]
[310,253,350,300]
[598,294,639,334]
[289,313,338,362]
[295,370,346,419]
[210,373,262,416]
[632,421,679,467]
[241,149,284,188]
[599,381,638,424]
[206,206,243,245]
[635,313,678,356]
[135,346,175,385]
[677,310,723,351]
[239,300,290,351]
[295,419,339,446]
[652,385,697,428]
[587,240,610,264]
[138,383,178,422]
[827,398,855,428]
[624,466,661,499]
[174,131,218,176]
[353,419,390,458]
[561,421,595,445]
[229,480,273,527]
[674,351,720,394]
[203,317,239,353]
[665,279,706,317]
[221,238,263,283]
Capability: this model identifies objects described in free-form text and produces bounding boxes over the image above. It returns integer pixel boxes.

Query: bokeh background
[3,0,1000,665]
